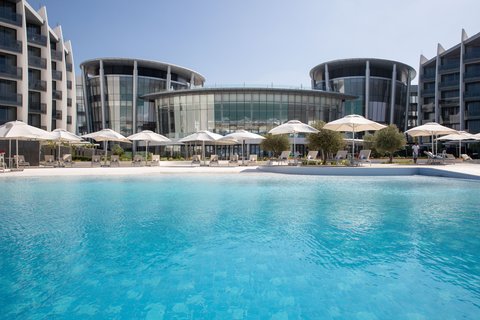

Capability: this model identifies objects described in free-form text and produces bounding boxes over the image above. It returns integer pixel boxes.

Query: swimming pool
[1,174,479,319]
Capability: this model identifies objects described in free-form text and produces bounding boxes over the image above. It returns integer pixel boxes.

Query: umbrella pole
[58,142,61,165]
[352,127,355,166]
[104,141,108,166]
[241,140,244,165]
[16,139,18,169]
[145,140,148,166]
[293,132,296,160]
[203,140,205,166]
[8,139,11,168]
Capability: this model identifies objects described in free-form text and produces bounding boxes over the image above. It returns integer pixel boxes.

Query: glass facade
[154,89,349,139]
[310,59,415,131]
[82,59,204,136]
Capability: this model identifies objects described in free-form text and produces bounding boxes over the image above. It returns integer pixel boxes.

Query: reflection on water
[0,175,479,319]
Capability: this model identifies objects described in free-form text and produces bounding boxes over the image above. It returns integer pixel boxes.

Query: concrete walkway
[1,161,480,180]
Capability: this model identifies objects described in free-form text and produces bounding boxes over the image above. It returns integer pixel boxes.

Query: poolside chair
[442,152,457,165]
[14,155,30,167]
[132,155,144,166]
[43,155,55,167]
[305,151,319,165]
[91,155,101,167]
[278,150,290,165]
[357,149,372,166]
[209,154,219,166]
[62,154,74,167]
[150,155,160,166]
[229,154,239,166]
[110,155,120,167]
[461,154,473,161]
[191,154,201,166]
[424,151,445,165]
[0,152,5,172]
[332,150,348,165]
[247,154,258,165]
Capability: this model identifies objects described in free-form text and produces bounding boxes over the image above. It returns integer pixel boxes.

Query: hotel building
[418,29,480,133]
[310,58,416,131]
[80,58,205,136]
[0,0,76,131]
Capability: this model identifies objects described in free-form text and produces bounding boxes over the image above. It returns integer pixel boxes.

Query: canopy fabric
[0,120,54,140]
[51,128,83,142]
[82,129,131,143]
[178,130,223,143]
[323,114,387,132]
[437,131,475,141]
[404,122,458,137]
[127,130,171,143]
[268,120,319,135]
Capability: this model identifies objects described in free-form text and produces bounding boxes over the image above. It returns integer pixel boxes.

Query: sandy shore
[1,161,480,180]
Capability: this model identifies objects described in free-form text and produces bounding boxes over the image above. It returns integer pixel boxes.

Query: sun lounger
[357,149,371,166]
[150,155,160,166]
[62,154,74,167]
[91,155,101,167]
[14,155,30,167]
[332,150,348,165]
[191,154,201,166]
[461,154,473,161]
[229,154,239,166]
[43,155,55,167]
[0,152,5,172]
[209,154,219,166]
[278,150,290,165]
[306,151,319,165]
[424,151,445,165]
[247,154,258,165]
[132,155,144,166]
[110,155,120,167]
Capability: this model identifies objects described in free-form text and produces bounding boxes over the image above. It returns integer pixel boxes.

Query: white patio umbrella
[220,130,265,165]
[268,120,319,158]
[179,130,223,165]
[0,120,54,169]
[405,122,458,155]
[437,131,475,157]
[50,129,83,163]
[82,129,131,166]
[127,130,171,165]
[324,114,386,161]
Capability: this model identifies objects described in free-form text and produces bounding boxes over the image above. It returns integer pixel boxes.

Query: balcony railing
[0,65,22,80]
[439,62,459,71]
[27,33,47,46]
[421,73,436,81]
[50,49,63,61]
[422,88,435,95]
[52,90,62,100]
[28,79,47,91]
[464,71,480,80]
[464,91,480,99]
[52,70,62,81]
[0,38,22,53]
[67,80,72,89]
[29,103,47,114]
[67,98,72,107]
[0,10,22,26]
[0,92,22,106]
[28,56,47,69]
[439,80,459,88]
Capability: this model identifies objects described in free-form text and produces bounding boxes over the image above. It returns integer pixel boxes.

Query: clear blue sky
[37,0,480,86]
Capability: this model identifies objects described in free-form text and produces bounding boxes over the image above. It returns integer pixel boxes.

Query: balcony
[422,88,435,96]
[28,55,47,69]
[28,79,47,91]
[67,98,72,107]
[0,65,22,80]
[0,10,22,27]
[421,73,436,81]
[67,80,72,89]
[0,38,22,53]
[439,62,459,72]
[27,33,47,46]
[439,80,459,88]
[50,49,63,61]
[464,91,480,100]
[29,103,47,114]
[52,90,62,100]
[52,70,62,81]
[0,92,22,106]
[66,63,73,72]
[464,71,480,81]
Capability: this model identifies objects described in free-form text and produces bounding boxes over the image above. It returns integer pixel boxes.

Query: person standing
[412,143,420,164]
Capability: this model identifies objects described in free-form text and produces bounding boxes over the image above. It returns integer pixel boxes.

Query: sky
[36,0,480,87]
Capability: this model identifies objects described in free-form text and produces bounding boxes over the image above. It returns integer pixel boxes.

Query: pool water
[1,174,479,319]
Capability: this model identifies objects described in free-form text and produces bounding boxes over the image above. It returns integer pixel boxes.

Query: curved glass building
[310,58,416,130]
[144,87,354,155]
[80,58,205,135]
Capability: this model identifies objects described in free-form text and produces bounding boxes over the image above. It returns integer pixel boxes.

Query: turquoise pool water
[0,174,479,319]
